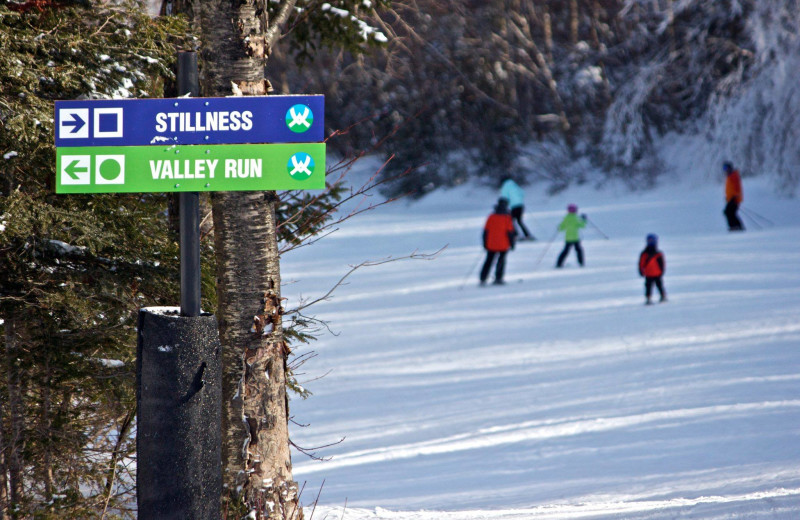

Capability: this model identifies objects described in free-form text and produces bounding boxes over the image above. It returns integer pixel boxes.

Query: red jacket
[726,170,743,204]
[639,248,664,278]
[484,213,515,252]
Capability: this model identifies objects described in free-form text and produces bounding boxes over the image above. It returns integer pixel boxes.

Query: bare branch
[264,0,298,53]
[289,438,344,461]
[287,350,319,371]
[290,416,311,428]
[308,479,325,520]
[277,160,415,255]
[298,369,333,386]
[285,246,446,315]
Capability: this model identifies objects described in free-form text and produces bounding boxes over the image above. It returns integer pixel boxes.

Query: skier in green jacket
[556,203,587,268]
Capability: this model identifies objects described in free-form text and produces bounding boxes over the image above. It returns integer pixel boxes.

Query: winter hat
[646,233,658,246]
[494,198,509,213]
[722,161,733,174]
[567,203,578,213]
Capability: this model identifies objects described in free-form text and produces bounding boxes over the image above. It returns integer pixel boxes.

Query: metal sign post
[177,51,202,318]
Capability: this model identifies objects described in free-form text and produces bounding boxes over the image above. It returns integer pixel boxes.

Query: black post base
[136,307,222,520]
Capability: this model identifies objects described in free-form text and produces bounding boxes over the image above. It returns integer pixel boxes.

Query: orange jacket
[639,249,664,278]
[484,213,515,252]
[725,170,743,204]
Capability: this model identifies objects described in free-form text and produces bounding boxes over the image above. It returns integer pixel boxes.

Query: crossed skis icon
[289,153,314,178]
[287,105,312,132]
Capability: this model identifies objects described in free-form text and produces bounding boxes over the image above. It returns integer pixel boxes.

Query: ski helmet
[567,203,578,213]
[722,161,733,174]
[646,233,658,246]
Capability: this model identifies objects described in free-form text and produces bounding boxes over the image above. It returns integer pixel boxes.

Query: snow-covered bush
[701,0,800,192]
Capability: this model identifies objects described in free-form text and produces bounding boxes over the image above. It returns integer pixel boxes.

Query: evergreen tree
[0,4,198,518]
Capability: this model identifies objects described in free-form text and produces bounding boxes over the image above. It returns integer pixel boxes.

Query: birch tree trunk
[569,0,579,45]
[212,191,300,519]
[185,0,301,518]
[665,0,676,52]
[508,12,572,135]
[589,0,611,102]
[543,7,554,63]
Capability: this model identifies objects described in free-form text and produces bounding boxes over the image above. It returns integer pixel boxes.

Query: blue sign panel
[55,95,324,147]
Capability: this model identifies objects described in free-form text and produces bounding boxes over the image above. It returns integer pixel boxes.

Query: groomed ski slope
[282,168,800,520]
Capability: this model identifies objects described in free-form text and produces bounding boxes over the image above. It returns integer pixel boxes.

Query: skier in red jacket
[723,161,744,231]
[638,233,666,305]
[480,198,516,286]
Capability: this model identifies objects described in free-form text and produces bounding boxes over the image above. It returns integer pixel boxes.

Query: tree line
[270,0,760,194]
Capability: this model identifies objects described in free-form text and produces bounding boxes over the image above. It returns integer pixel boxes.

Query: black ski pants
[724,199,744,231]
[556,241,583,267]
[511,206,533,239]
[645,276,665,301]
[480,250,507,283]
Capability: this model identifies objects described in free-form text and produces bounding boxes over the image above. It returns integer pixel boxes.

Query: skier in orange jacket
[638,233,666,305]
[723,161,744,231]
[480,199,516,286]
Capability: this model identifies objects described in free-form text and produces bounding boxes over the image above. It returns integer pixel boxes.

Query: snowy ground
[282,167,800,520]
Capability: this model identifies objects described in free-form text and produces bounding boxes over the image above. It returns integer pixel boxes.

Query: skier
[723,161,744,231]
[555,203,586,268]
[499,176,535,241]
[480,198,516,286]
[638,233,667,305]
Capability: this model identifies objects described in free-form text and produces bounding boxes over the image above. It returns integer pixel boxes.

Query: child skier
[638,233,667,305]
[555,204,586,268]
[480,198,516,286]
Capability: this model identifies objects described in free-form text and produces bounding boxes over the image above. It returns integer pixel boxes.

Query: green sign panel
[56,143,326,193]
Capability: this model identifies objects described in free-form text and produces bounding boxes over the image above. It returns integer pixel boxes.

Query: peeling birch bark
[183,0,302,517]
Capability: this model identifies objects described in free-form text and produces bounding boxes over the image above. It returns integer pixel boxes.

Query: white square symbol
[95,155,125,184]
[93,107,124,138]
[60,155,91,185]
[58,109,89,139]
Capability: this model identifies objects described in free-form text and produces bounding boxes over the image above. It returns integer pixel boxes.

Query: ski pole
[458,251,484,290]
[584,216,610,240]
[741,206,774,227]
[533,229,559,269]
[739,210,762,230]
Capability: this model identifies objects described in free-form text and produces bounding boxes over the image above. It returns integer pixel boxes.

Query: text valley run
[150,158,262,180]
[55,143,326,193]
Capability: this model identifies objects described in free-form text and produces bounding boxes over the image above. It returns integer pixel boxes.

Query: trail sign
[55,95,324,147]
[56,143,326,193]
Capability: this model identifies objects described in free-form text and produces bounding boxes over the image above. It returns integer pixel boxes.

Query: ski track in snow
[311,486,800,519]
[284,176,800,519]
[297,400,800,474]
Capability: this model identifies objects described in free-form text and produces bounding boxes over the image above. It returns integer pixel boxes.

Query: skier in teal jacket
[500,177,534,241]
[556,203,587,267]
